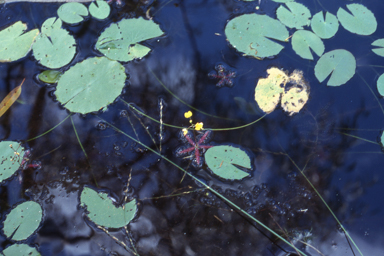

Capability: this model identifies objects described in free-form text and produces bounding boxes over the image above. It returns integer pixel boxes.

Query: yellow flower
[184,111,192,119]
[195,122,204,130]
[182,128,188,136]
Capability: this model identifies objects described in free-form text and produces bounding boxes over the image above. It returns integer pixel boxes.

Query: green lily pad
[0,21,39,62]
[38,70,63,84]
[292,30,324,60]
[276,2,311,29]
[337,4,377,36]
[205,146,251,180]
[32,17,76,69]
[55,57,126,114]
[377,73,384,97]
[3,201,42,241]
[0,141,25,183]
[2,244,41,256]
[96,17,164,62]
[372,39,384,57]
[381,131,384,147]
[89,1,110,20]
[225,14,289,59]
[311,11,339,39]
[314,49,356,86]
[80,186,137,228]
[57,2,88,24]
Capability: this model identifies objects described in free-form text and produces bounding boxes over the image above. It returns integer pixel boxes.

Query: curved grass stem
[121,99,267,131]
[358,72,384,117]
[282,148,364,256]
[26,114,72,142]
[98,116,308,256]
[147,65,240,122]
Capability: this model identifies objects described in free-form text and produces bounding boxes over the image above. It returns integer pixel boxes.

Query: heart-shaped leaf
[292,30,324,60]
[205,146,251,180]
[57,2,88,24]
[2,244,41,256]
[276,2,311,29]
[372,39,384,57]
[0,21,39,62]
[96,17,164,62]
[32,17,76,69]
[80,186,137,228]
[311,11,339,39]
[314,49,356,86]
[3,201,42,241]
[255,67,309,115]
[225,13,289,59]
[377,73,384,97]
[55,57,126,114]
[89,1,110,20]
[337,4,377,35]
[0,141,25,183]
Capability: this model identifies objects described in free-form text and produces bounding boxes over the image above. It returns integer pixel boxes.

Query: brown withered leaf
[0,79,24,118]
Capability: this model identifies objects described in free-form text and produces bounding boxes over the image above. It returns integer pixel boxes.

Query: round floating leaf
[38,70,62,84]
[96,17,164,62]
[255,67,286,113]
[89,1,110,20]
[32,17,76,69]
[225,14,289,59]
[381,131,384,147]
[3,201,42,241]
[80,186,137,228]
[314,49,356,86]
[2,244,41,256]
[205,146,251,180]
[57,2,88,24]
[372,39,384,57]
[311,11,339,39]
[41,16,62,33]
[292,30,324,60]
[276,2,311,29]
[0,141,25,183]
[0,21,39,62]
[377,73,384,97]
[337,4,377,36]
[255,68,309,115]
[55,57,126,114]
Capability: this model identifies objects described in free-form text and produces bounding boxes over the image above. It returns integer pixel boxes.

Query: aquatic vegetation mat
[1,0,384,255]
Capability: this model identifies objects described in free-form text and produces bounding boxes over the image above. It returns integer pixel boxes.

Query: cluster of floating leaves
[255,67,309,115]
[1,0,384,254]
[225,3,377,87]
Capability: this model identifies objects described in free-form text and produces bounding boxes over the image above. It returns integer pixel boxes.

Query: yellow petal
[182,128,188,136]
[184,111,192,118]
[195,122,203,130]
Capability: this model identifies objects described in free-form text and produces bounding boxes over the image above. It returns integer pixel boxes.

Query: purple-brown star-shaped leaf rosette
[208,64,236,87]
[175,130,213,168]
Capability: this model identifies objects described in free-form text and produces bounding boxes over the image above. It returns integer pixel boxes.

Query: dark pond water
[1,0,384,255]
